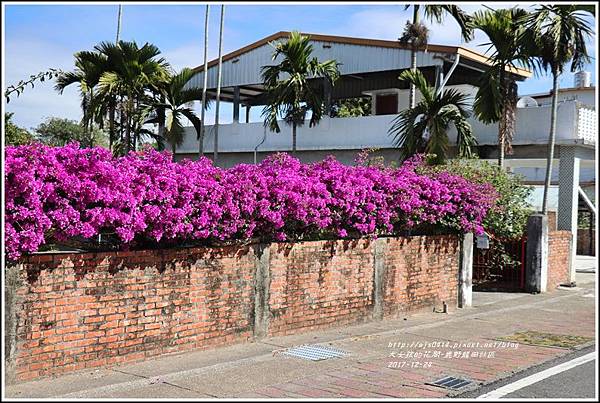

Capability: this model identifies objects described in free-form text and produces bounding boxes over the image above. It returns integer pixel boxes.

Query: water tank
[574,71,591,88]
[517,96,538,108]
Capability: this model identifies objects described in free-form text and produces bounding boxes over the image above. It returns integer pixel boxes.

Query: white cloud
[162,41,220,72]
[5,39,82,129]
[330,5,502,52]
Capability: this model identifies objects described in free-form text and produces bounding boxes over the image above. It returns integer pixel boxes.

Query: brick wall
[5,234,460,383]
[268,239,376,336]
[382,236,459,318]
[547,211,557,232]
[547,231,572,290]
[5,246,257,383]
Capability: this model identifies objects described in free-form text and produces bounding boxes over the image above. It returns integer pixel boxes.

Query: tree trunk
[504,79,518,156]
[408,7,419,109]
[88,89,94,147]
[214,5,225,166]
[497,69,506,167]
[541,68,560,215]
[109,102,115,153]
[292,123,297,154]
[125,96,132,153]
[158,96,166,144]
[199,4,210,159]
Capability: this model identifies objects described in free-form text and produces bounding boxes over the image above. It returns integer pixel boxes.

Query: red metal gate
[473,237,526,291]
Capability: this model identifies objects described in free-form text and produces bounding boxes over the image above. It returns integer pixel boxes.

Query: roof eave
[191,31,532,79]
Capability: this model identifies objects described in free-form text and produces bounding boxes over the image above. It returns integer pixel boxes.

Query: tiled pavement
[246,274,595,398]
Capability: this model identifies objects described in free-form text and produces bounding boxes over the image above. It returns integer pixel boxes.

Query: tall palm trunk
[116,5,122,42]
[158,95,166,155]
[109,102,115,152]
[497,68,506,167]
[125,95,132,153]
[292,123,297,154]
[408,6,420,109]
[199,5,210,158]
[214,5,225,165]
[87,88,94,147]
[112,13,122,154]
[541,67,560,214]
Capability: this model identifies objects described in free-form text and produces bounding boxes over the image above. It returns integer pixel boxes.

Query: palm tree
[55,51,107,147]
[523,5,593,214]
[399,5,473,109]
[95,40,170,153]
[388,69,477,164]
[145,68,206,156]
[116,5,123,42]
[214,5,225,164]
[469,7,532,167]
[199,4,210,158]
[261,31,340,154]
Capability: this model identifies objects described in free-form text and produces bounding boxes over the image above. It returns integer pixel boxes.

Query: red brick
[11,235,458,383]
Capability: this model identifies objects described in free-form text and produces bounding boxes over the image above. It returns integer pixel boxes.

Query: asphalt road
[505,359,596,398]
[458,344,597,399]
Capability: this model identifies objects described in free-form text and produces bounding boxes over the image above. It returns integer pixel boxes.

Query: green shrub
[425,157,533,239]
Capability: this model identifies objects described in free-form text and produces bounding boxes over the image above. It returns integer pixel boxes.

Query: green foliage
[402,5,473,42]
[330,97,371,118]
[145,68,206,155]
[523,5,594,76]
[428,158,533,239]
[34,117,107,148]
[261,31,340,151]
[57,40,171,155]
[389,69,477,164]
[469,8,532,162]
[5,68,63,103]
[4,113,33,145]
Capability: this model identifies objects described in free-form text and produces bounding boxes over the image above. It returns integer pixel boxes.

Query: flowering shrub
[5,144,498,260]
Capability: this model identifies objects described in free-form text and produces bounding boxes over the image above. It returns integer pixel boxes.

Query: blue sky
[4,2,597,129]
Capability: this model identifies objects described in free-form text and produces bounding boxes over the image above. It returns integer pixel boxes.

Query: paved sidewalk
[5,272,596,399]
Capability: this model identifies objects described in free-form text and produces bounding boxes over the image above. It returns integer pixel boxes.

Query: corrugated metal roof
[187,31,531,91]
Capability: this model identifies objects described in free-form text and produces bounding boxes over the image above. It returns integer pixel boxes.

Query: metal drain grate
[281,344,349,361]
[427,376,472,390]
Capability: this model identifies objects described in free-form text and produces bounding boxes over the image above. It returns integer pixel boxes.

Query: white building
[175,32,597,259]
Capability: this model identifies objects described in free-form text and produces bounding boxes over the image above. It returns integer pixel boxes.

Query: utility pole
[213,5,225,165]
[116,5,122,42]
[199,5,210,158]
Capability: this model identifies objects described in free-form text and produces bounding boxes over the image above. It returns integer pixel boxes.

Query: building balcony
[176,100,596,157]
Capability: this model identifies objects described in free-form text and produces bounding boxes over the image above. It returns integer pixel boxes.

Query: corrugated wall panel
[185,40,444,90]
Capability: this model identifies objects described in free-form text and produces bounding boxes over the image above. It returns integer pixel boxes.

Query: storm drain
[426,376,473,390]
[281,344,349,361]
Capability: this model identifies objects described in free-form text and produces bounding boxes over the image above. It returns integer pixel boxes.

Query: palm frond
[389,69,476,163]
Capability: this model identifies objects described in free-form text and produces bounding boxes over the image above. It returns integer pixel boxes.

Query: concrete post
[458,233,473,308]
[525,214,549,293]
[557,146,580,284]
[4,264,23,384]
[252,244,270,339]
[373,238,386,320]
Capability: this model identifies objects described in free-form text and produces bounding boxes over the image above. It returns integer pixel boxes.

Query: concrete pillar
[252,244,270,339]
[233,86,240,123]
[557,146,580,283]
[4,264,23,384]
[525,214,549,293]
[373,238,386,320]
[245,105,251,123]
[458,233,473,308]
